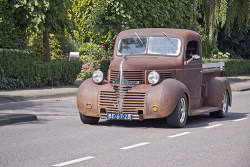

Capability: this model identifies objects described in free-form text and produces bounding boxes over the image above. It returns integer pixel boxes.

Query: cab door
[184,39,202,109]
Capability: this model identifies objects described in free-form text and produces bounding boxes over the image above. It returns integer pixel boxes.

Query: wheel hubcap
[222,91,228,114]
[179,98,186,123]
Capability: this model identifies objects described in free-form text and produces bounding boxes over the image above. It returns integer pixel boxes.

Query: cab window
[186,41,199,60]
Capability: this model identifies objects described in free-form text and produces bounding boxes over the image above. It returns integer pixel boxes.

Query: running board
[189,107,219,116]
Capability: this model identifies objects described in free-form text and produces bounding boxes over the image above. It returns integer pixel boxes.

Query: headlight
[148,70,160,85]
[92,70,104,84]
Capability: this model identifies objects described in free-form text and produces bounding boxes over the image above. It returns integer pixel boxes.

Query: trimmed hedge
[0,49,82,89]
[203,59,250,76]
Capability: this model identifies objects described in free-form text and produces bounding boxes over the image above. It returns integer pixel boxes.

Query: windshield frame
[116,35,182,57]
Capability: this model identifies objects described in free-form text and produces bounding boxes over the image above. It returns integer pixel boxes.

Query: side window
[186,41,199,60]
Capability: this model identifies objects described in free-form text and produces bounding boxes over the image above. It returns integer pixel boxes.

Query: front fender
[146,79,190,118]
[77,78,100,117]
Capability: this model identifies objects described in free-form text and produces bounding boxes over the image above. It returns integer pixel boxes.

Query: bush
[100,59,110,77]
[78,43,107,63]
[78,43,112,80]
[0,49,82,89]
[203,59,250,76]
[0,68,24,89]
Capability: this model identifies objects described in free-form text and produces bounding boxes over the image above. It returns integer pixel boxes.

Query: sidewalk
[0,76,249,103]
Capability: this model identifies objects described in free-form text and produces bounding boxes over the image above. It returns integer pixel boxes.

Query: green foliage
[100,59,111,77]
[73,0,194,45]
[77,42,112,80]
[28,32,45,62]
[28,32,70,62]
[49,34,64,61]
[211,51,230,59]
[218,25,249,59]
[0,69,24,89]
[78,43,107,63]
[78,69,93,80]
[0,49,81,89]
[203,59,250,76]
[0,0,27,49]
[196,0,249,57]
[57,35,81,53]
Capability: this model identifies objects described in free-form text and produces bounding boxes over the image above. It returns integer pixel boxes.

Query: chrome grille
[99,85,146,120]
[110,70,144,83]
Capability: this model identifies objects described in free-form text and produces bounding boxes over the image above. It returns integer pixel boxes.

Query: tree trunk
[43,22,51,62]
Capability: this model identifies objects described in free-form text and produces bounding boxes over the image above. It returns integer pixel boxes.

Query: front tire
[210,90,229,118]
[167,94,188,128]
[79,112,100,124]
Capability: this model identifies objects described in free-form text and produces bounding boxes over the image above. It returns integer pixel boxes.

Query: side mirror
[184,54,200,65]
[192,54,200,60]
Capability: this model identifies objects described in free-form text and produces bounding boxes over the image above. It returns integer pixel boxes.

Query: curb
[0,92,77,103]
[0,114,37,126]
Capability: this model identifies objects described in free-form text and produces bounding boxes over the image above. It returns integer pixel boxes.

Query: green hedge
[203,59,250,76]
[0,49,82,89]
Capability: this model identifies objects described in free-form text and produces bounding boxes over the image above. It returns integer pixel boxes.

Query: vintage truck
[77,28,232,128]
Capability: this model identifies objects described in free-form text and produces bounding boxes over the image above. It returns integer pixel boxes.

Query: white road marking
[120,142,150,150]
[204,124,223,129]
[52,156,94,167]
[232,118,248,122]
[168,132,191,138]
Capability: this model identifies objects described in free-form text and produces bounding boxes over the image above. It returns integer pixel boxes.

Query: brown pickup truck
[77,28,232,128]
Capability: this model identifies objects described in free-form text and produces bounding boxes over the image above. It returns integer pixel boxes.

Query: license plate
[107,113,133,121]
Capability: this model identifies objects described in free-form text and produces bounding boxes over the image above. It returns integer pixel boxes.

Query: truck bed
[202,62,225,73]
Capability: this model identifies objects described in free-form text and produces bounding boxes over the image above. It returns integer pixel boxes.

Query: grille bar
[99,90,146,114]
[110,71,144,82]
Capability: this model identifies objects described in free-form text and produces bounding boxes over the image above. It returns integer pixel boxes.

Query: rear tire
[167,94,188,128]
[210,90,229,118]
[79,112,100,124]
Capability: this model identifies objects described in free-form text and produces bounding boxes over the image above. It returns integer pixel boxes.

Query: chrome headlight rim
[148,70,160,85]
[92,70,104,84]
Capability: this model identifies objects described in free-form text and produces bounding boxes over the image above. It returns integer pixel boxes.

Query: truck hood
[109,56,182,71]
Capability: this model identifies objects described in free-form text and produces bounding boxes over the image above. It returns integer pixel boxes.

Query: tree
[0,0,28,49]
[14,0,74,61]
[195,0,249,55]
[73,0,194,45]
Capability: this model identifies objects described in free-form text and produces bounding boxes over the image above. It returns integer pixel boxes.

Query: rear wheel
[210,90,229,118]
[167,94,188,128]
[79,112,100,124]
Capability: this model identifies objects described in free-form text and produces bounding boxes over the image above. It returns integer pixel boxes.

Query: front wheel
[79,112,100,124]
[167,94,188,128]
[210,90,229,118]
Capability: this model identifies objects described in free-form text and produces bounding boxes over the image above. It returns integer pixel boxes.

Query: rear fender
[207,77,232,109]
[146,79,191,118]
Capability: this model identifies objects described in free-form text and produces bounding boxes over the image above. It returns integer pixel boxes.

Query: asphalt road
[0,91,249,167]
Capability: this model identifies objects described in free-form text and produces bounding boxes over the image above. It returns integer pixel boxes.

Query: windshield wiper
[163,32,177,49]
[135,32,144,46]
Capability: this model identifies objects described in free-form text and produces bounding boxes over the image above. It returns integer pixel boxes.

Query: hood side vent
[110,70,144,83]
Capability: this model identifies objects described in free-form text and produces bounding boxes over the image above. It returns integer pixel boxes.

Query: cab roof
[117,28,201,39]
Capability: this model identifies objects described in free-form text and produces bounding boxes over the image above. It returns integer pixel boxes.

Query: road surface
[0,91,249,167]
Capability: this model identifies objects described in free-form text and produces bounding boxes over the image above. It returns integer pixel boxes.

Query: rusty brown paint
[77,28,232,123]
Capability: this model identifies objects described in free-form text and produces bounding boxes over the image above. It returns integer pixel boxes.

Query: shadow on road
[185,112,248,128]
[94,112,248,129]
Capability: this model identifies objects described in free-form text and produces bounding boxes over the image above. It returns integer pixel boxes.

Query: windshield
[148,37,181,55]
[117,37,181,56]
[118,37,147,55]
